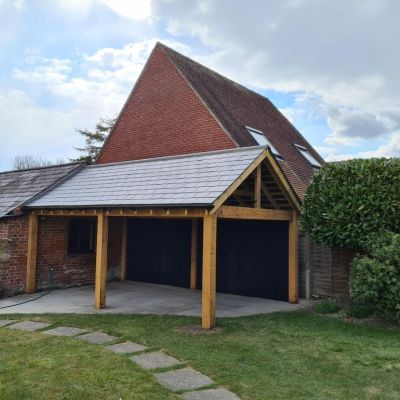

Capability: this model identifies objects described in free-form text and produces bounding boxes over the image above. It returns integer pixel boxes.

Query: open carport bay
[126,218,289,301]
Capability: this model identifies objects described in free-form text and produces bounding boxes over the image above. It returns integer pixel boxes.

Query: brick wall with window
[0,216,123,297]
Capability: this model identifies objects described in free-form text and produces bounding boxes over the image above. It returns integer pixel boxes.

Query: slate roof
[27,147,265,209]
[0,163,83,218]
[158,43,325,200]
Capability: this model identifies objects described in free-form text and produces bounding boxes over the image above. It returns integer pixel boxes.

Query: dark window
[68,219,96,254]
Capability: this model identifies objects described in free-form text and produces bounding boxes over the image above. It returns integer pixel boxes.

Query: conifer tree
[74,116,115,163]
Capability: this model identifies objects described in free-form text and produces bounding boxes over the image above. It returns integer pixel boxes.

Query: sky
[0,0,399,171]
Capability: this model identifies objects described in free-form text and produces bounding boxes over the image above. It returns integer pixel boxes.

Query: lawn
[1,312,400,400]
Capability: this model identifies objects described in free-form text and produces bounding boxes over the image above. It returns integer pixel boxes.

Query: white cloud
[101,0,151,20]
[0,0,26,12]
[0,89,79,168]
[47,0,151,20]
[2,38,189,169]
[151,0,400,158]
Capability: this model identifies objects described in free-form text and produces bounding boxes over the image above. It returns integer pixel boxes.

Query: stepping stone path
[0,320,241,399]
[0,320,17,327]
[77,332,116,344]
[181,388,241,400]
[6,321,50,331]
[107,341,147,354]
[43,326,87,336]
[155,368,214,392]
[131,351,182,370]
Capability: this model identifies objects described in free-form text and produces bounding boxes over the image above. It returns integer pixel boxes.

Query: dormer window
[246,126,281,158]
[294,144,321,168]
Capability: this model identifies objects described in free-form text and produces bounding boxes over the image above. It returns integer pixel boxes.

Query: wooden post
[26,213,38,294]
[95,211,108,309]
[305,233,313,299]
[120,218,127,281]
[202,214,217,329]
[255,164,262,208]
[190,219,198,290]
[288,211,299,303]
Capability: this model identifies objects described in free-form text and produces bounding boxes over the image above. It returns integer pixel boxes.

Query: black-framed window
[67,219,96,254]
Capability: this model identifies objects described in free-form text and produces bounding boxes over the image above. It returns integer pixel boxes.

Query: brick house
[0,43,351,328]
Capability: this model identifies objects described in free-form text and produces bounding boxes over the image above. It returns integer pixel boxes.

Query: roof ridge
[90,145,266,169]
[0,161,84,175]
[156,42,273,105]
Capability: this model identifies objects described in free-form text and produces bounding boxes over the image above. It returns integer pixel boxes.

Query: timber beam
[95,210,108,309]
[202,214,217,330]
[26,213,38,294]
[216,206,292,221]
[30,208,209,218]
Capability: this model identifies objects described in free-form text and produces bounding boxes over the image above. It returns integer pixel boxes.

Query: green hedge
[301,158,400,250]
[351,232,400,322]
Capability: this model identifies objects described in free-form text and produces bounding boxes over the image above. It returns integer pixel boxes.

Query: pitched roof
[27,147,266,209]
[0,163,83,218]
[158,43,324,200]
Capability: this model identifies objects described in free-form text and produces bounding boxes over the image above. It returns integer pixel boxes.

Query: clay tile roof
[158,42,325,200]
[0,163,84,218]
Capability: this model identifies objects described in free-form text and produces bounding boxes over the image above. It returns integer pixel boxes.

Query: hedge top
[301,157,400,250]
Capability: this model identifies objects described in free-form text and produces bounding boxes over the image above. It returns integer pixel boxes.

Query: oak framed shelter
[24,146,300,329]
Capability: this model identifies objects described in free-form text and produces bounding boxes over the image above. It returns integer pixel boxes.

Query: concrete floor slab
[6,321,50,331]
[0,281,306,317]
[0,319,18,327]
[131,351,182,370]
[155,368,214,392]
[77,332,116,344]
[181,388,241,400]
[43,326,87,337]
[107,341,147,354]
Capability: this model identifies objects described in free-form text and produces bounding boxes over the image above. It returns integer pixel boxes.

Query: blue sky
[0,0,399,171]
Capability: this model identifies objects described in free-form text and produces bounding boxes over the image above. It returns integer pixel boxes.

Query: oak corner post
[26,213,38,294]
[95,210,109,309]
[288,210,299,303]
[202,214,217,330]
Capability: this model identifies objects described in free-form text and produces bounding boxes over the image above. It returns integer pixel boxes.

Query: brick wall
[97,46,236,164]
[0,216,123,297]
[0,217,29,297]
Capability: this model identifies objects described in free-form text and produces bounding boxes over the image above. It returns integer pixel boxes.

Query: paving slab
[107,341,147,354]
[77,332,116,344]
[6,321,50,331]
[43,326,87,337]
[131,351,182,370]
[181,388,241,400]
[0,320,18,327]
[155,368,214,392]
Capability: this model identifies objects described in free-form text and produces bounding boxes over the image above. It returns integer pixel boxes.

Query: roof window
[245,126,281,158]
[294,144,321,168]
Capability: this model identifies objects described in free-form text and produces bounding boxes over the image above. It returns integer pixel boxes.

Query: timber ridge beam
[216,206,293,221]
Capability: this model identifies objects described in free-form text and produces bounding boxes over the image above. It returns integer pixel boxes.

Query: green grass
[1,312,400,400]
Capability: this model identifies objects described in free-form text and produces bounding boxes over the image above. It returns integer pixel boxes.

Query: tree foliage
[351,231,400,322]
[301,158,400,250]
[74,117,115,163]
[11,155,64,170]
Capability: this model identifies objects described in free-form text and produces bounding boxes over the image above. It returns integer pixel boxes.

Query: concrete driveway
[0,281,306,317]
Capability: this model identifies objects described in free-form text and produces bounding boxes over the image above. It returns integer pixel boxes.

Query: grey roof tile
[27,147,264,208]
[0,163,83,218]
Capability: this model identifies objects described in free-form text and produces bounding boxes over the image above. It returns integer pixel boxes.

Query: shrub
[345,303,374,319]
[301,158,400,250]
[351,232,400,322]
[315,299,341,314]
